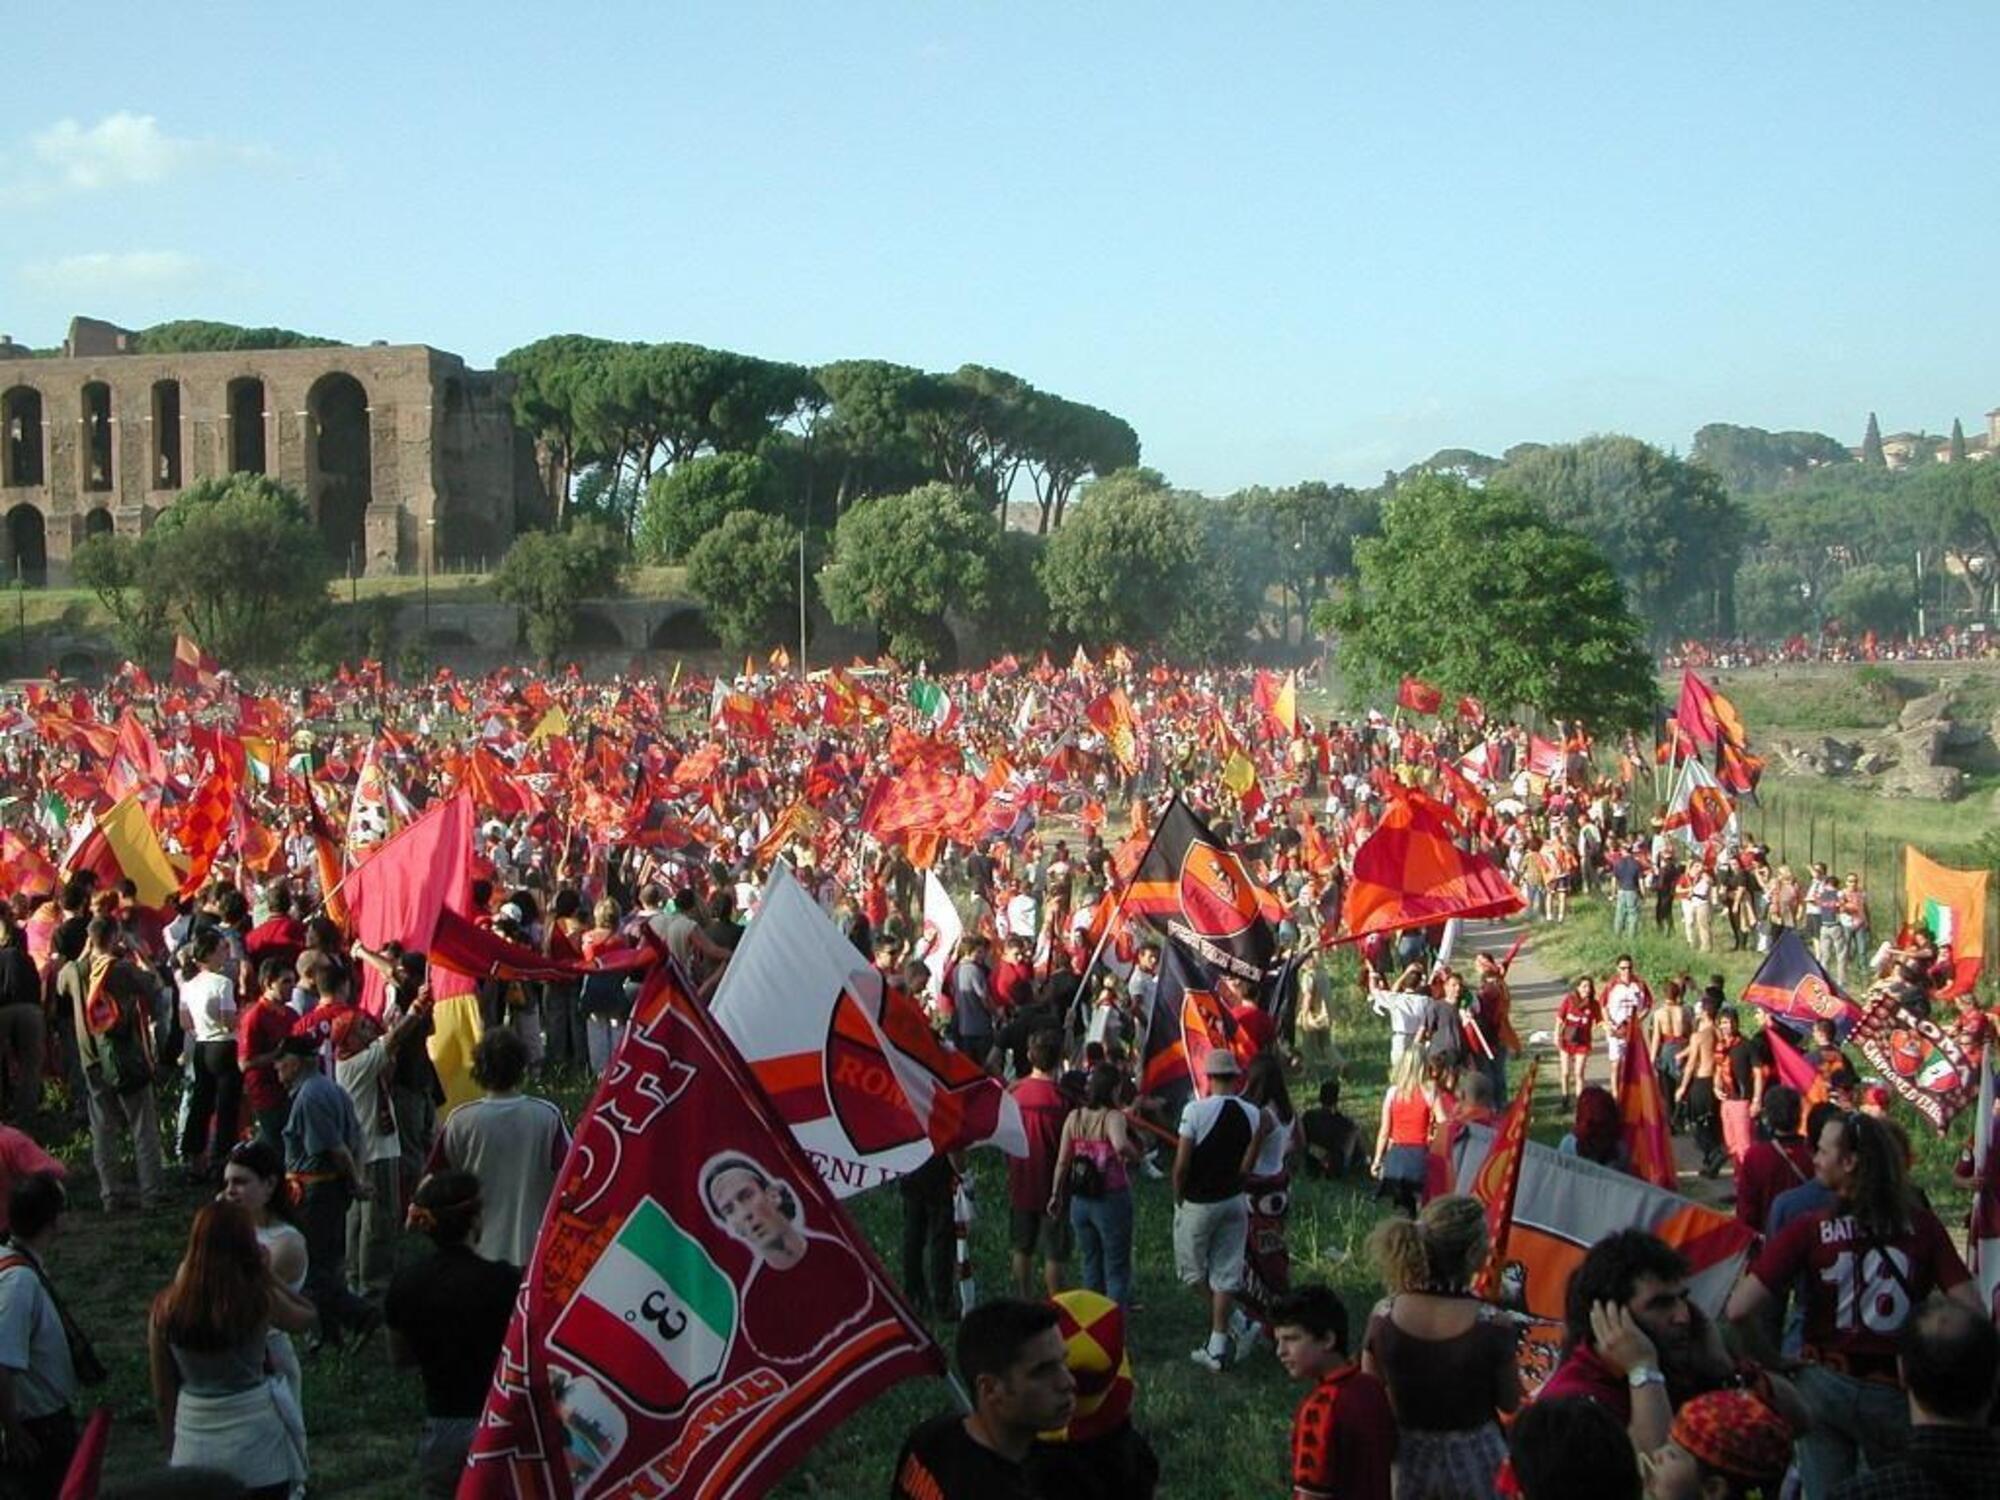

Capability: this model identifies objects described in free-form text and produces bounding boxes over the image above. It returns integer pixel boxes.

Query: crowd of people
[0,654,1986,1498]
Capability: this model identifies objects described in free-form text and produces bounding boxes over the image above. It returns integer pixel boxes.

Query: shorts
[1173,1196,1248,1293]
[1009,1207,1075,1261]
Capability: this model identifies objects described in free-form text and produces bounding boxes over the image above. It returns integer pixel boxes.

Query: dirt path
[1458,916,1729,1206]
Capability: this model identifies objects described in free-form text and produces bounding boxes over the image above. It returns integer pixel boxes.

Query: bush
[818,484,998,664]
[493,523,626,664]
[686,510,804,653]
[635,453,785,564]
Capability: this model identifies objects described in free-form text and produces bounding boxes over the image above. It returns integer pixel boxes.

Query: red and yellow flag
[1472,1056,1539,1300]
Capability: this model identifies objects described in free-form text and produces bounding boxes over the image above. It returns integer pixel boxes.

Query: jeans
[180,1039,242,1168]
[0,1005,45,1124]
[1611,888,1640,937]
[345,1155,402,1297]
[586,1016,625,1073]
[297,1178,373,1339]
[1795,1362,1909,1499]
[1071,1188,1135,1307]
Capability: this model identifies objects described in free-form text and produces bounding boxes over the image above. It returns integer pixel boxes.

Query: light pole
[422,516,439,645]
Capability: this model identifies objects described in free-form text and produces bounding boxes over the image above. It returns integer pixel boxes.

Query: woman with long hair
[218,1140,309,1416]
[387,1172,526,1497]
[148,1201,316,1497]
[1371,1048,1443,1216]
[176,927,240,1181]
[1555,975,1600,1106]
[1363,1194,1522,1498]
[1047,1064,1141,1307]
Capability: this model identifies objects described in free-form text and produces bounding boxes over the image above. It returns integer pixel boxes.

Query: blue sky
[8,4,1997,492]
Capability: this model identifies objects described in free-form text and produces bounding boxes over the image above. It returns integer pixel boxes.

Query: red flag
[0,831,58,902]
[1339,794,1524,941]
[342,792,474,1018]
[173,765,239,898]
[1762,1020,1826,1105]
[1456,696,1484,723]
[1471,1057,1539,1299]
[1084,688,1141,773]
[462,963,942,1499]
[1615,1032,1678,1191]
[1397,676,1443,715]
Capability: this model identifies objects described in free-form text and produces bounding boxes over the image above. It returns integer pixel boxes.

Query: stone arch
[4,504,46,586]
[648,607,720,650]
[82,506,114,541]
[1,387,44,488]
[570,607,625,650]
[80,382,113,491]
[227,377,267,475]
[307,372,372,572]
[150,379,182,490]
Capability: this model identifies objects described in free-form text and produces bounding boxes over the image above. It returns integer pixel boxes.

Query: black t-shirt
[54,915,89,964]
[1026,1424,1158,1500]
[890,1415,1044,1500]
[383,1244,521,1417]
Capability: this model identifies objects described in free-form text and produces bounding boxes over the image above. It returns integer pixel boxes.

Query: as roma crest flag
[1122,796,1281,984]
[1084,688,1141,773]
[710,865,1024,1196]
[1138,941,1254,1099]
[1853,984,1976,1134]
[1339,792,1523,942]
[462,963,943,1500]
[1741,929,1860,1040]
[1904,846,1987,998]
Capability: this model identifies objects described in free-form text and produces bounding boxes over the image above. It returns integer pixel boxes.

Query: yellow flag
[528,706,570,742]
[1221,751,1258,798]
[427,994,486,1114]
[1273,672,1299,737]
[100,794,179,907]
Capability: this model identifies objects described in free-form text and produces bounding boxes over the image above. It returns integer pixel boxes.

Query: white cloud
[19,250,204,294]
[4,113,272,201]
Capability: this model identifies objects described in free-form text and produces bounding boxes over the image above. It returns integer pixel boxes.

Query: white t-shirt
[334,1039,402,1166]
[179,970,237,1044]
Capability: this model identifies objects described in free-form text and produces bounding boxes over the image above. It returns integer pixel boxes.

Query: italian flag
[549,1197,737,1412]
[908,680,959,733]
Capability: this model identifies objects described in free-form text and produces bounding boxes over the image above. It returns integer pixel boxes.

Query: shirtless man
[1673,994,1725,1176]
[1646,976,1691,1098]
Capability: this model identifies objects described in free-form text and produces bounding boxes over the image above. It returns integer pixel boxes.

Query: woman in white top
[219,1137,312,1485]
[178,929,242,1180]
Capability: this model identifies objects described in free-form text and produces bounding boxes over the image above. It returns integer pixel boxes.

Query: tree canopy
[635,452,785,564]
[71,474,332,665]
[1330,474,1656,729]
[1690,423,1851,495]
[1494,434,1743,639]
[492,523,626,664]
[132,320,339,353]
[1040,469,1205,650]
[819,483,1000,664]
[685,510,803,653]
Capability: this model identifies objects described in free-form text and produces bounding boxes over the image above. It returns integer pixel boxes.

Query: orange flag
[1472,1056,1540,1299]
[1616,1031,1679,1190]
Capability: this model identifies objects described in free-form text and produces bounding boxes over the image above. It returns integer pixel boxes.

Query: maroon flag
[1396,676,1443,715]
[342,791,474,1018]
[463,963,942,1499]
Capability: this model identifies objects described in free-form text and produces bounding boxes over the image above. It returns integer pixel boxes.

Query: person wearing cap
[1026,1289,1160,1499]
[1829,1298,2000,1500]
[1641,1389,1793,1500]
[275,1033,375,1347]
[1173,1045,1269,1372]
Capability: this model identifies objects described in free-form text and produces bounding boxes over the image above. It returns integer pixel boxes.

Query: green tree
[137,474,334,665]
[1690,423,1851,495]
[1168,497,1269,660]
[133,320,338,353]
[1040,469,1203,650]
[1862,412,1886,467]
[685,510,803,653]
[498,334,619,528]
[634,452,784,564]
[975,529,1051,655]
[493,523,626,664]
[69,533,171,662]
[1951,419,1969,464]
[1823,562,1913,637]
[1496,435,1743,637]
[1733,560,1812,638]
[819,484,999,663]
[1329,474,1656,729]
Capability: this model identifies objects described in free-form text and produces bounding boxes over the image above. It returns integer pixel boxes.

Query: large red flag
[342,791,474,1018]
[1615,1032,1678,1191]
[1339,793,1524,941]
[463,962,942,1500]
[1396,676,1443,715]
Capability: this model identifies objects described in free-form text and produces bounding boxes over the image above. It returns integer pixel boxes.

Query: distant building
[0,316,542,584]
[1850,412,1994,469]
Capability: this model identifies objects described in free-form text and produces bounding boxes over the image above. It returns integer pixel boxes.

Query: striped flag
[1615,1032,1679,1191]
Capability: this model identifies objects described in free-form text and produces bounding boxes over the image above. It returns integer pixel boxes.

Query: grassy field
[57,947,1395,1498]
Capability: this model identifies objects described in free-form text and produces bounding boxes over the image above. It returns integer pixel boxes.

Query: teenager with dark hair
[1271,1283,1395,1500]
[1504,1397,1638,1500]
[430,1026,569,1269]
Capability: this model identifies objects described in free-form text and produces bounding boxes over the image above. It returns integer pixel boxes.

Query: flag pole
[1063,792,1176,1044]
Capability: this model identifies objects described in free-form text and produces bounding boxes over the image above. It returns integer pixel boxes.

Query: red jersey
[1291,1363,1396,1500]
[1751,1205,1969,1374]
[236,997,295,1114]
[1233,1002,1277,1056]
[1734,1137,1813,1233]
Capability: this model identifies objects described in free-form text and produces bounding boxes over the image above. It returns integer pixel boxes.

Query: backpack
[1066,1144,1107,1200]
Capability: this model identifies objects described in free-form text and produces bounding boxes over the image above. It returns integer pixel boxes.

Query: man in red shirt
[1006,1031,1073,1299]
[1271,1283,1395,1500]
[1732,1085,1812,1235]
[990,936,1034,1022]
[236,957,298,1149]
[242,883,309,974]
[1536,1230,1694,1453]
[1728,1110,1979,1497]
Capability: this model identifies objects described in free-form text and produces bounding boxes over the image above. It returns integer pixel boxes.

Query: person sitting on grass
[1270,1283,1395,1500]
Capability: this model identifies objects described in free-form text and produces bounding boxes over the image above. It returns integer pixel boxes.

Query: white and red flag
[710,864,1024,1196]
[462,962,942,1499]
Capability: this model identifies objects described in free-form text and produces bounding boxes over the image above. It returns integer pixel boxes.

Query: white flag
[913,872,963,1005]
